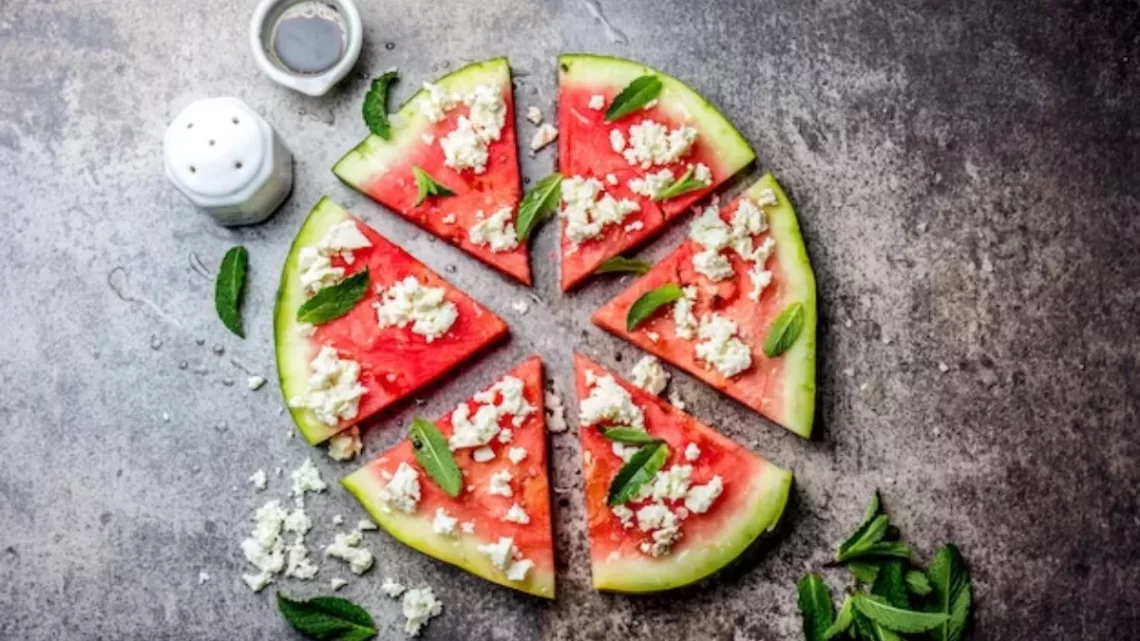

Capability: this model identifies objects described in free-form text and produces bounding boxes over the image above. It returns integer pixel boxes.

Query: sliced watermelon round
[592,174,817,438]
[274,198,509,444]
[573,354,792,593]
[343,357,555,598]
[557,54,755,290]
[333,58,530,284]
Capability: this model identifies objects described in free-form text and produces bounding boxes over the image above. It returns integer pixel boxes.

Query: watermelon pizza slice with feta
[333,58,531,284]
[573,354,792,593]
[343,356,555,598]
[556,54,756,290]
[274,197,509,445]
[592,174,817,438]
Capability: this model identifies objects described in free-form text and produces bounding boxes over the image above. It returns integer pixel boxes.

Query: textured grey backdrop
[1,0,1138,639]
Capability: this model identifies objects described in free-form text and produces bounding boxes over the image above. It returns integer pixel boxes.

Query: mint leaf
[763,301,806,357]
[277,593,377,641]
[926,544,972,641]
[836,514,889,562]
[906,569,933,596]
[215,246,248,338]
[653,165,708,201]
[842,541,913,564]
[409,417,462,497]
[797,573,836,641]
[607,441,668,506]
[853,594,948,634]
[604,75,663,123]
[853,611,904,641]
[363,71,399,140]
[602,427,663,445]
[296,269,370,324]
[515,173,562,241]
[595,256,652,275]
[626,283,684,331]
[412,166,456,206]
[848,561,882,585]
[871,560,909,609]
[822,595,854,640]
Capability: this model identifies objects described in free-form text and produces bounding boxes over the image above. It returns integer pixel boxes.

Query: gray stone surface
[1,0,1138,639]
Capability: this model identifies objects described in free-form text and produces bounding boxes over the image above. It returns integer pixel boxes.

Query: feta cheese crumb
[544,390,569,433]
[635,502,683,557]
[290,459,327,504]
[628,168,675,199]
[401,587,443,636]
[684,443,701,462]
[647,331,661,342]
[560,176,640,246]
[468,207,519,253]
[525,105,543,125]
[249,469,268,491]
[247,375,267,391]
[667,387,687,410]
[421,133,435,145]
[379,462,421,514]
[647,465,693,501]
[507,446,528,464]
[610,129,626,153]
[630,356,669,395]
[622,120,698,168]
[382,577,406,598]
[612,442,638,462]
[605,173,619,185]
[240,500,288,591]
[327,426,363,462]
[579,374,645,428]
[672,286,699,340]
[529,123,559,153]
[330,578,348,591]
[420,82,459,123]
[502,503,531,524]
[287,347,367,427]
[318,220,373,263]
[684,475,724,514]
[477,536,515,569]
[612,504,635,528]
[375,276,458,342]
[432,508,459,536]
[588,94,606,110]
[449,375,535,449]
[695,314,753,377]
[498,428,513,443]
[506,559,534,582]
[324,530,374,575]
[755,188,779,206]
[441,213,457,225]
[472,446,496,463]
[460,521,475,534]
[441,116,490,173]
[357,519,378,531]
[488,469,514,497]
[332,514,344,525]
[692,248,734,281]
[198,571,210,584]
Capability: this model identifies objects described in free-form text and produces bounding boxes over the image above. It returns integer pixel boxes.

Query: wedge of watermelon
[274,198,509,445]
[556,54,755,290]
[592,174,817,438]
[343,357,554,598]
[573,355,791,593]
[333,58,530,284]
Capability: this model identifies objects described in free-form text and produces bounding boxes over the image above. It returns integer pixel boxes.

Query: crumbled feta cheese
[529,123,558,152]
[375,276,458,342]
[330,578,348,591]
[319,220,372,262]
[605,173,619,185]
[511,300,529,316]
[421,133,435,144]
[545,390,569,433]
[668,387,686,410]
[622,120,698,168]
[525,105,543,125]
[647,331,660,342]
[297,323,315,338]
[612,442,638,462]
[747,265,773,301]
[488,469,514,497]
[287,347,367,427]
[472,446,496,463]
[560,176,640,246]
[579,374,645,428]
[461,521,475,534]
[612,504,635,528]
[684,475,724,514]
[240,500,288,591]
[477,536,516,570]
[379,462,421,514]
[327,426,362,462]
[684,443,701,462]
[502,503,531,524]
[450,376,535,449]
[692,248,734,281]
[695,314,752,377]
[506,559,534,582]
[420,82,459,123]
[357,519,378,531]
[636,502,679,531]
[468,207,519,253]
[630,356,669,395]
[475,375,535,425]
[284,532,319,580]
[640,524,683,557]
[247,375,267,391]
[249,469,268,491]
[732,199,768,238]
[625,221,644,232]
[610,129,626,153]
[298,248,344,296]
[498,428,513,443]
[507,446,528,464]
[464,84,507,140]
[690,204,733,252]
[432,508,459,536]
[672,287,699,340]
[332,514,344,525]
[588,94,606,110]
[628,168,675,199]
[441,213,457,224]
[382,576,406,598]
[441,116,490,173]
[198,571,210,584]
[290,458,327,504]
[242,571,274,592]
[692,163,712,184]
[647,465,693,501]
[401,587,443,637]
[755,187,779,206]
[324,530,374,575]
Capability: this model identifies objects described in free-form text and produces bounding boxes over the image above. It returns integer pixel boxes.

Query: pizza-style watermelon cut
[343,357,555,598]
[556,54,756,290]
[573,354,792,593]
[592,174,817,438]
[274,197,509,445]
[333,58,530,284]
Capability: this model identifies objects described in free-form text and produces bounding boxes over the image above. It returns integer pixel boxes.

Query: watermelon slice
[556,54,755,290]
[573,354,792,593]
[274,198,509,445]
[333,58,530,284]
[343,357,555,598]
[592,174,817,438]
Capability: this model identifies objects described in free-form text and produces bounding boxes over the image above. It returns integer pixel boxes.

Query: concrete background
[1,0,1137,639]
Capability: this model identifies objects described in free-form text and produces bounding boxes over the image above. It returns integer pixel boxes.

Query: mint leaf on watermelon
[601,427,663,445]
[926,544,972,641]
[409,417,462,497]
[594,256,652,275]
[626,283,685,331]
[604,75,663,123]
[763,301,806,357]
[653,165,707,201]
[515,173,562,241]
[607,440,668,506]
[852,594,948,634]
[276,593,377,641]
[296,269,370,324]
[363,70,399,140]
[412,166,456,206]
[215,246,248,338]
[796,573,836,641]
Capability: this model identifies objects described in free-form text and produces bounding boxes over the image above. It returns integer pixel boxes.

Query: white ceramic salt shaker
[164,97,293,226]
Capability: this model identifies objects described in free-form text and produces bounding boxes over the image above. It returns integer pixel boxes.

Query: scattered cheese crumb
[468,207,519,253]
[382,577,406,598]
[247,375,267,391]
[472,446,496,463]
[249,469,268,491]
[330,578,348,591]
[525,105,543,125]
[560,175,640,246]
[529,123,559,153]
[461,521,475,534]
[621,120,698,168]
[198,571,210,584]
[684,443,701,462]
[287,347,367,427]
[324,530,374,574]
[290,459,327,505]
[667,387,686,411]
[507,446,528,464]
[357,519,378,531]
[432,508,459,536]
[630,355,669,396]
[544,390,569,433]
[379,462,421,514]
[488,469,514,497]
[511,300,530,315]
[580,373,645,428]
[695,314,753,377]
[327,426,363,462]
[588,94,606,110]
[401,587,443,637]
[502,503,531,524]
[375,276,458,342]
[684,475,724,514]
[441,213,457,225]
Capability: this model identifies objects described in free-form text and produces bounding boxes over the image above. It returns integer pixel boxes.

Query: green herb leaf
[601,427,663,445]
[409,417,462,497]
[842,541,914,564]
[871,560,910,609]
[836,514,889,562]
[839,492,886,555]
[362,71,399,140]
[277,593,377,641]
[853,594,948,634]
[797,573,836,641]
[763,301,806,357]
[848,561,882,585]
[607,441,668,506]
[853,611,905,641]
[626,283,684,331]
[594,256,652,275]
[905,569,933,596]
[296,269,370,324]
[215,246,248,338]
[926,544,972,641]
[412,166,456,207]
[653,165,707,201]
[822,595,854,640]
[515,173,562,241]
[604,75,663,123]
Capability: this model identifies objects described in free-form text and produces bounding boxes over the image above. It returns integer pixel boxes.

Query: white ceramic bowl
[249,0,363,97]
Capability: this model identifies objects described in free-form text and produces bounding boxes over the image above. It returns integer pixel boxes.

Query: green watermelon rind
[557,53,756,173]
[274,197,355,445]
[753,173,817,438]
[592,461,793,593]
[332,57,511,189]
[342,470,557,599]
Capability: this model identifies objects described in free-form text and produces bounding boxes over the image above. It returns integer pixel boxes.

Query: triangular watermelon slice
[333,58,530,284]
[592,174,817,438]
[556,54,756,290]
[274,198,509,444]
[573,354,792,593]
[343,357,555,598]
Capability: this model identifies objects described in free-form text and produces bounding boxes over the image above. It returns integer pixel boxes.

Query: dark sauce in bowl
[270,1,346,75]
